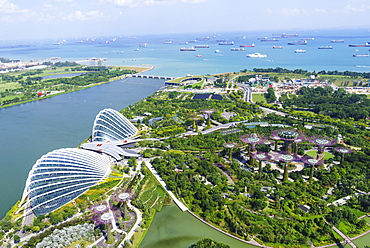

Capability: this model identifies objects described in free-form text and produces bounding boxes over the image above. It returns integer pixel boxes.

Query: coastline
[2,67,370,248]
[0,64,154,109]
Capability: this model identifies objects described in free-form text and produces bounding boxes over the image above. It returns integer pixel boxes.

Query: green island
[1,65,370,248]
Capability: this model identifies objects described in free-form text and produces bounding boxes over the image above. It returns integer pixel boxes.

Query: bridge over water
[130,74,175,80]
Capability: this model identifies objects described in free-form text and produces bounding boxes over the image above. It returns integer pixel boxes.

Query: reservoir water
[140,204,255,248]
[0,77,163,219]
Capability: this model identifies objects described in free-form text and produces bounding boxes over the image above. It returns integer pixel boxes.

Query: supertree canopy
[308,135,337,155]
[250,152,272,174]
[301,155,324,180]
[240,133,268,152]
[274,152,299,182]
[334,146,353,163]
[201,109,216,127]
[92,211,114,226]
[91,204,109,214]
[270,129,306,154]
[189,116,203,131]
[223,142,238,160]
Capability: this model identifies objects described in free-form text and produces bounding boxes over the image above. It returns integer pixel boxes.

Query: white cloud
[281,8,302,16]
[101,0,204,7]
[344,4,370,13]
[63,10,105,21]
[0,0,28,13]
[54,0,74,2]
[42,4,57,11]
[314,8,327,14]
[181,0,206,3]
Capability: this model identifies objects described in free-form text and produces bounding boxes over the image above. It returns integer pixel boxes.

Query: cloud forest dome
[92,108,138,142]
[19,148,111,216]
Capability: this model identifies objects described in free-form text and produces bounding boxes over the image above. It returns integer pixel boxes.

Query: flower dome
[20,148,111,216]
[92,108,138,142]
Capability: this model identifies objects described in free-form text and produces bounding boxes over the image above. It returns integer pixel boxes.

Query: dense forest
[280,86,370,120]
[122,90,370,247]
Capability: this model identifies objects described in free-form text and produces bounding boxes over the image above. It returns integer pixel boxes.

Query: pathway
[142,158,188,211]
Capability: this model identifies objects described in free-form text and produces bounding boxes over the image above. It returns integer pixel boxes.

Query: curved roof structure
[20,148,111,216]
[92,108,138,142]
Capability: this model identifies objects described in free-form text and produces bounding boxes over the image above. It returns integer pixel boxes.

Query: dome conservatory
[19,148,111,216]
[92,108,138,142]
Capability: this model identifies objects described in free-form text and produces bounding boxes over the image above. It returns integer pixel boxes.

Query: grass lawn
[0,82,20,92]
[252,93,266,103]
[363,216,370,224]
[68,240,92,248]
[305,151,334,160]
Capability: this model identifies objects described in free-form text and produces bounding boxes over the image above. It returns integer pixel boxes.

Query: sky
[1,0,370,40]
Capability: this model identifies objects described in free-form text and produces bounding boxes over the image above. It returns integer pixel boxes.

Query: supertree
[301,155,324,181]
[111,191,131,218]
[270,129,306,154]
[223,142,238,160]
[274,152,299,182]
[201,109,216,127]
[334,146,353,163]
[91,204,109,214]
[92,206,121,244]
[189,116,203,132]
[307,135,337,159]
[250,152,272,174]
[240,133,268,165]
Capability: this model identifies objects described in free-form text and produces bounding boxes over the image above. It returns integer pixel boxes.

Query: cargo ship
[219,41,234,45]
[349,42,370,47]
[180,47,196,51]
[194,45,209,48]
[353,54,369,57]
[273,46,283,49]
[240,44,255,47]
[288,40,307,45]
[260,38,278,42]
[281,34,299,38]
[246,52,267,58]
[318,46,333,49]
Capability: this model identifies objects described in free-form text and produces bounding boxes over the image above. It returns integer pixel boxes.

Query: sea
[1,28,370,247]
[2,28,370,77]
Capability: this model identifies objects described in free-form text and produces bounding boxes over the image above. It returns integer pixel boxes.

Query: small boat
[318,46,333,49]
[273,46,283,49]
[180,47,196,51]
[349,43,370,47]
[331,40,344,43]
[139,43,148,47]
[215,49,222,53]
[246,52,267,58]
[164,40,173,44]
[260,38,278,42]
[231,48,245,51]
[196,54,203,57]
[134,48,139,51]
[295,49,306,53]
[219,41,234,45]
[353,54,369,57]
[288,40,307,45]
[240,44,255,47]
[194,45,209,48]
